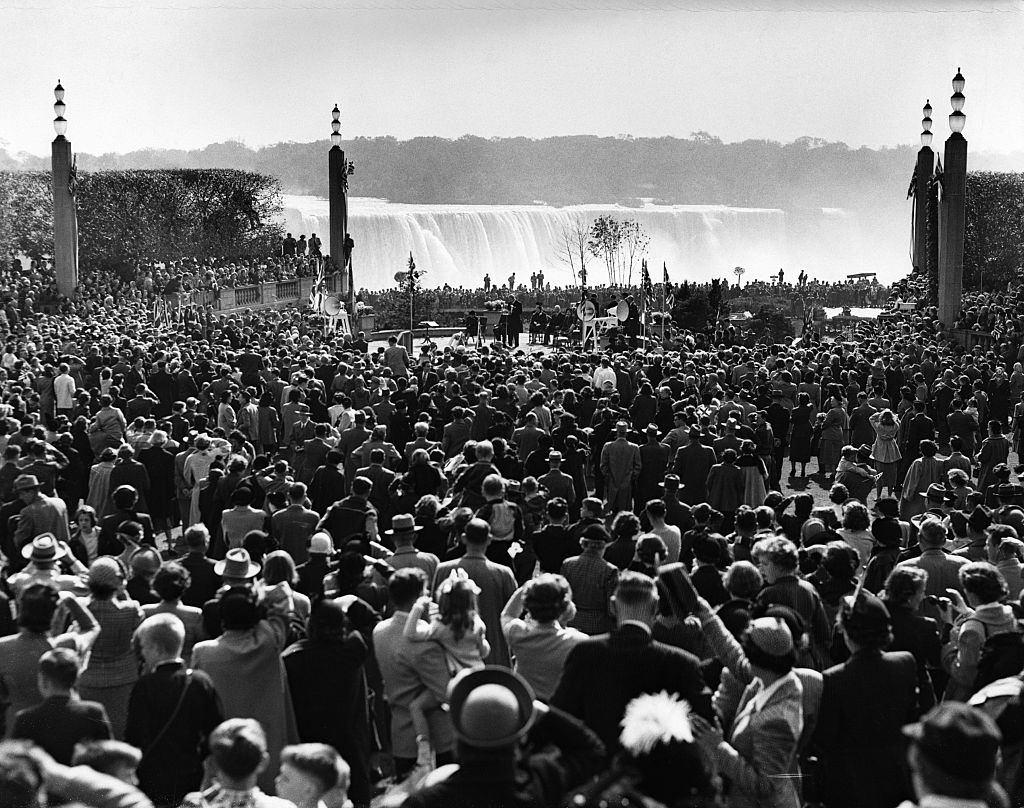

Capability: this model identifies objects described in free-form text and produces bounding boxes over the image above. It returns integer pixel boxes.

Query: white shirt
[54,373,77,409]
[593,366,617,390]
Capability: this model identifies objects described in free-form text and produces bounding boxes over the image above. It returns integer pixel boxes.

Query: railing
[950,329,997,350]
[275,280,299,301]
[233,285,262,307]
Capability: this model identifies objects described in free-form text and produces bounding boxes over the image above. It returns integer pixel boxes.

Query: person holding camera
[939,561,1020,702]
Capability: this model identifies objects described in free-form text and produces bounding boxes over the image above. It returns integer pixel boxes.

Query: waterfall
[281,195,899,290]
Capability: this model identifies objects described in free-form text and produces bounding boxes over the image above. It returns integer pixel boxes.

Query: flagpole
[661,262,666,347]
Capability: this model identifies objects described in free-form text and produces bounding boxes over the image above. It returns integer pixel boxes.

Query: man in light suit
[599,421,641,514]
[551,571,712,753]
[372,568,455,782]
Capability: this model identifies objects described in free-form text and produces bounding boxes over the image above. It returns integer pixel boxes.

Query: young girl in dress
[403,569,491,771]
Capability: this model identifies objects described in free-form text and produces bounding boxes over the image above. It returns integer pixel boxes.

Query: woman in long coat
[788,393,815,477]
[977,419,1011,492]
[869,409,902,498]
[737,440,768,508]
[818,395,849,481]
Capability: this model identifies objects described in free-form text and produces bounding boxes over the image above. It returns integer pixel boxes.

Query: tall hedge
[963,171,1024,291]
[0,169,282,271]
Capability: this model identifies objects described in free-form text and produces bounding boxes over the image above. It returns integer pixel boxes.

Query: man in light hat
[599,421,640,514]
[294,532,336,600]
[385,513,438,582]
[537,450,576,509]
[402,667,604,808]
[7,534,88,597]
[901,702,1003,807]
[12,474,71,552]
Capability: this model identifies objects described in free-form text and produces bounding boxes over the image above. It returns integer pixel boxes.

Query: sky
[2,0,1023,157]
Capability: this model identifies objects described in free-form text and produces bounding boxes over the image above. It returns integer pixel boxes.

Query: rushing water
[282,194,903,291]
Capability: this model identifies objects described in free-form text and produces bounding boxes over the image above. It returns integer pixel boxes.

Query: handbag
[140,670,193,762]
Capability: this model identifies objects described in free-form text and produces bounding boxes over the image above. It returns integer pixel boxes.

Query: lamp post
[328,104,352,306]
[938,68,968,328]
[51,80,79,297]
[912,100,934,277]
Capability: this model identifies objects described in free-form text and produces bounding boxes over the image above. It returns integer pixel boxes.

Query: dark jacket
[179,552,221,608]
[98,509,156,554]
[813,649,919,808]
[403,706,605,808]
[551,624,712,752]
[125,661,223,806]
[11,694,111,764]
[282,634,373,806]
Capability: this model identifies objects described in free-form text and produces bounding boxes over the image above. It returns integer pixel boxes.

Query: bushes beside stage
[0,168,283,271]
[963,171,1024,292]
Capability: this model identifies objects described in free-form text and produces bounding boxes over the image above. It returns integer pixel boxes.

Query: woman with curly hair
[941,561,1018,700]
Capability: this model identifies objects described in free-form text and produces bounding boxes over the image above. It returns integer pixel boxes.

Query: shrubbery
[0,168,282,271]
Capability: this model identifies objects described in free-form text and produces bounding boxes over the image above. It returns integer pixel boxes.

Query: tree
[588,215,623,286]
[557,214,591,287]
[620,219,649,287]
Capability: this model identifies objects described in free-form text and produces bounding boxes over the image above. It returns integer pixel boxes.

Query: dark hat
[580,524,611,544]
[447,666,536,749]
[839,588,891,633]
[923,483,948,502]
[994,463,1012,478]
[657,563,700,620]
[659,474,681,491]
[997,483,1024,499]
[968,504,993,531]
[903,702,1001,783]
[295,403,311,415]
[871,517,902,546]
[856,444,873,462]
[874,496,900,519]
[213,548,261,579]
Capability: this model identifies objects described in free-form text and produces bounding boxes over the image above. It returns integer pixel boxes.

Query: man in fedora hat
[200,548,262,639]
[385,513,438,582]
[537,450,575,510]
[600,421,640,514]
[12,474,71,552]
[7,534,88,598]
[673,427,717,506]
[402,667,604,808]
[901,702,1003,808]
[814,589,919,808]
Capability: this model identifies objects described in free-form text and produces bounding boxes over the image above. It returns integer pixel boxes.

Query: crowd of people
[0,250,1023,808]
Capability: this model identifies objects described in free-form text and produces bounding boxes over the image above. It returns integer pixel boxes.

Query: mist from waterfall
[281,195,904,290]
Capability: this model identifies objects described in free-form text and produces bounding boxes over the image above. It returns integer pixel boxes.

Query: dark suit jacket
[551,623,712,751]
[179,552,221,608]
[813,649,918,808]
[11,694,111,764]
[125,661,223,806]
[98,509,155,554]
[308,464,346,514]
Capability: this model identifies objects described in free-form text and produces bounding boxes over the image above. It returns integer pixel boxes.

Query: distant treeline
[6,133,1012,211]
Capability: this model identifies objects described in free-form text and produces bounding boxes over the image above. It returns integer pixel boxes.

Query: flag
[308,264,326,312]
[664,262,675,311]
[907,172,917,199]
[663,262,670,286]
[641,260,654,309]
